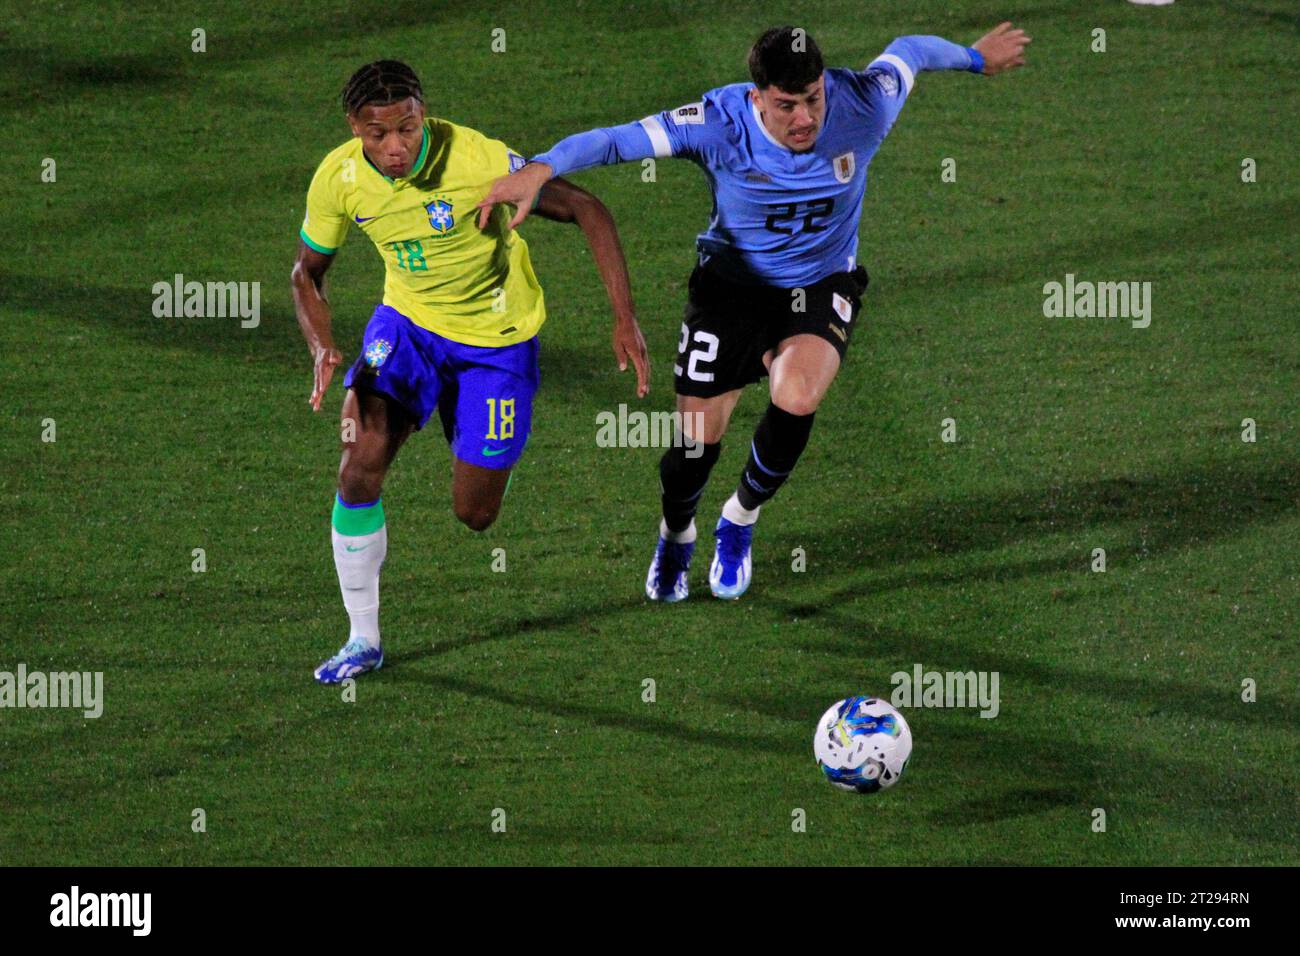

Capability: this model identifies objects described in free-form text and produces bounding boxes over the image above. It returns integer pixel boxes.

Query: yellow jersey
[300,117,544,347]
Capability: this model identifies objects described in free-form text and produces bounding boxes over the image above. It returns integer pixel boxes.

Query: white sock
[721,493,760,527]
[660,518,697,544]
[332,525,386,649]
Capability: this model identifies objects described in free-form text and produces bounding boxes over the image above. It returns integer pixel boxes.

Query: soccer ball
[813,696,912,793]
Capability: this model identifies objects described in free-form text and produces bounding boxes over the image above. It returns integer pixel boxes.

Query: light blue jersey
[533,36,982,287]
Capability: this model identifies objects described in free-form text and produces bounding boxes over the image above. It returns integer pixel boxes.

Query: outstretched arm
[532,177,650,398]
[477,105,707,230]
[856,23,1030,138]
[476,116,661,232]
[876,23,1029,85]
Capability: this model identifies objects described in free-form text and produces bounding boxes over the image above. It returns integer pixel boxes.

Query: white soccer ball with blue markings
[814,696,912,793]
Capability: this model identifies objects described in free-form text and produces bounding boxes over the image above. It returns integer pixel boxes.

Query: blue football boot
[646,531,694,602]
[709,517,754,599]
[314,637,383,684]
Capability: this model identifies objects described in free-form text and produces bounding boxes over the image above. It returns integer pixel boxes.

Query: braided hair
[341,60,424,115]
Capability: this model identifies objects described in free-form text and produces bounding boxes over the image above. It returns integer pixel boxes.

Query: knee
[338,458,384,503]
[455,501,499,532]
[772,386,821,417]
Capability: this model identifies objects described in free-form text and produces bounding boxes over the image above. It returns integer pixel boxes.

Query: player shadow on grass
[376,594,792,754]
[6,2,463,103]
[921,786,1077,829]
[384,592,650,667]
[776,454,1296,594]
[894,195,1298,314]
[2,51,184,98]
[732,623,1296,840]
[385,667,793,756]
[919,720,1297,844]
[741,455,1297,727]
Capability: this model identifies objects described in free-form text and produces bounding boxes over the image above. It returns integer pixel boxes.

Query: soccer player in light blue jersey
[479,22,1030,601]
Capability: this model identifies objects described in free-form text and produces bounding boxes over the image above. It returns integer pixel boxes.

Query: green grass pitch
[1,0,1296,865]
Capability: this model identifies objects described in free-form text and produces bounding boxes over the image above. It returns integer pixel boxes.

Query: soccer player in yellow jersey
[292,61,649,683]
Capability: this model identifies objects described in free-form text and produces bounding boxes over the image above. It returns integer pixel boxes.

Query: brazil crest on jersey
[300,117,542,347]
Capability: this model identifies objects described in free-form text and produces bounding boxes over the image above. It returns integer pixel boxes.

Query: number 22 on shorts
[675,323,719,383]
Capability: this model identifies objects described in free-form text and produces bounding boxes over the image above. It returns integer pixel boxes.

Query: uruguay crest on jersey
[833,151,855,184]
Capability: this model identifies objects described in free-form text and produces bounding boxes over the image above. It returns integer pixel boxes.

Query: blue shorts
[342,304,540,470]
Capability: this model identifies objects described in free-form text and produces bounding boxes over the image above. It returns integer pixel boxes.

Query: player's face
[348,98,426,178]
[752,75,825,152]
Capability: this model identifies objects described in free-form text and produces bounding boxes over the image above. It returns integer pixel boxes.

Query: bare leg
[451,459,512,532]
[768,333,841,415]
[676,388,744,444]
[338,388,415,502]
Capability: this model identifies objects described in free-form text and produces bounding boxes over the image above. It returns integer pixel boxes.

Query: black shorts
[673,261,869,397]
